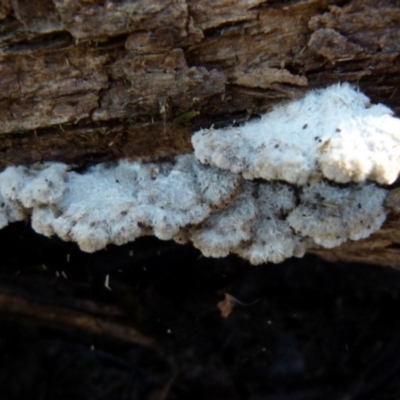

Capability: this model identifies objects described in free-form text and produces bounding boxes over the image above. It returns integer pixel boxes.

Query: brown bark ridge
[1,0,400,267]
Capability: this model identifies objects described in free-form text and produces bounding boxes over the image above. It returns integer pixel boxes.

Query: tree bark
[1,0,400,267]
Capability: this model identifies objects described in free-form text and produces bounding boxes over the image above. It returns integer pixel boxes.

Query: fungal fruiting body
[192,83,400,185]
[0,158,388,265]
[1,156,241,253]
[286,182,387,249]
[0,83,396,264]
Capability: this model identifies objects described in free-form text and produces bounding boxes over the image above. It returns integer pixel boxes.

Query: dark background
[1,222,400,400]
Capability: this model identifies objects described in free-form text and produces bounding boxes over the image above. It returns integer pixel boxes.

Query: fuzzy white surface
[192,83,400,185]
[287,182,387,248]
[0,156,241,252]
[190,181,257,258]
[0,83,393,263]
[0,163,68,229]
[232,183,304,265]
[0,156,388,263]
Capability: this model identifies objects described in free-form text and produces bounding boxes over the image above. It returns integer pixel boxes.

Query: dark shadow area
[1,222,400,399]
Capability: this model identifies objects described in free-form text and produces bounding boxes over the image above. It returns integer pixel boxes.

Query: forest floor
[1,223,400,400]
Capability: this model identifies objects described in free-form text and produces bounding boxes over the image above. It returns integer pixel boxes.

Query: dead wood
[1,0,400,267]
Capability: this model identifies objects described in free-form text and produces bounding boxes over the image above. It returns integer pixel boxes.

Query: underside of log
[1,0,400,267]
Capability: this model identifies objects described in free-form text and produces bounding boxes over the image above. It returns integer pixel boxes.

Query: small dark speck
[336,128,341,132]
[303,124,308,129]
[358,203,362,209]
[120,211,128,216]
[367,225,371,229]
[115,179,119,183]
[274,144,279,149]
[314,136,319,141]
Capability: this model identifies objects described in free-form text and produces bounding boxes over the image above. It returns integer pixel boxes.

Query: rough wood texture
[1,0,400,267]
[1,0,400,165]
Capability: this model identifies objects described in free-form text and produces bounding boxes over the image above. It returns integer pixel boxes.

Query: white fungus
[191,181,302,264]
[0,156,389,262]
[0,163,68,229]
[287,182,387,248]
[190,181,258,258]
[192,83,400,185]
[232,183,305,265]
[0,83,395,264]
[0,156,240,251]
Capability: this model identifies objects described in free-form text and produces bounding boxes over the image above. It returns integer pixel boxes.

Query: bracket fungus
[0,84,396,264]
[192,83,400,185]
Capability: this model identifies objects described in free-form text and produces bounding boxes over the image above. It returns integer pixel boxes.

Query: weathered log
[1,0,400,267]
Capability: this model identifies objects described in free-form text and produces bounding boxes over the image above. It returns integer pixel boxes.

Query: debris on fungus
[192,83,400,185]
[287,182,387,249]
